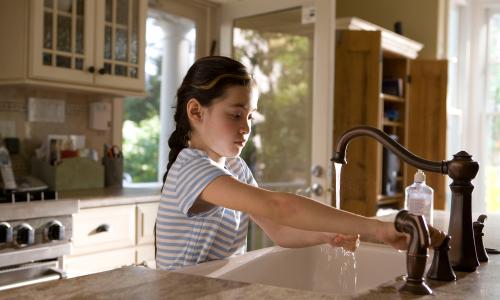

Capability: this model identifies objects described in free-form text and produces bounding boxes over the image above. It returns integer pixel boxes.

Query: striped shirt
[155,148,257,270]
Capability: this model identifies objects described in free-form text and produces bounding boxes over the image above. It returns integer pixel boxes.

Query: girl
[156,56,412,271]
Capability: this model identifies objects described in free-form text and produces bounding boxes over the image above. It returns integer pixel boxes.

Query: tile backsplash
[0,86,114,177]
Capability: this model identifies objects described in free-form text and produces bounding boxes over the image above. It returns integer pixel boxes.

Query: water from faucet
[316,245,357,293]
[334,163,343,209]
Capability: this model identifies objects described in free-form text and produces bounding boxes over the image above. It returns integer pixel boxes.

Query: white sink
[176,242,408,295]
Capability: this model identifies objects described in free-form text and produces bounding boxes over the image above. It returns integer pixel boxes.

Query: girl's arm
[199,175,407,249]
[251,214,331,248]
[251,214,359,250]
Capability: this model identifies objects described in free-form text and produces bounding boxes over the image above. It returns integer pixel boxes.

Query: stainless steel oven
[0,190,78,291]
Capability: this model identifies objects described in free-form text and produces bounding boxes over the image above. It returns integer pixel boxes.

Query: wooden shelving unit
[383,120,404,127]
[377,193,404,206]
[333,18,448,216]
[381,93,405,103]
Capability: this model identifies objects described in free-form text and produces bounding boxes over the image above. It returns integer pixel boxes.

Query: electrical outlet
[0,121,16,138]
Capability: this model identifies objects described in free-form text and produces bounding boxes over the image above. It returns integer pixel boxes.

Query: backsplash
[0,86,114,177]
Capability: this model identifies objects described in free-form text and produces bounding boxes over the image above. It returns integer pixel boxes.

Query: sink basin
[176,242,408,295]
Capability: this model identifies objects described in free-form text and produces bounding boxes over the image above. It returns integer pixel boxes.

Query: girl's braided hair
[162,56,253,183]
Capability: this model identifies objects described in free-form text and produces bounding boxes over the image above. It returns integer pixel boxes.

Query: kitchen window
[446,1,466,210]
[451,0,500,212]
[122,11,195,185]
[484,10,500,211]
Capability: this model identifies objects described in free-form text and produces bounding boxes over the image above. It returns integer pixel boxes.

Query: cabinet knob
[98,68,106,75]
[88,66,96,73]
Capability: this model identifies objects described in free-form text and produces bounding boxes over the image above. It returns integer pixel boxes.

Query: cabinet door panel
[64,247,135,278]
[136,244,156,268]
[333,30,382,216]
[408,59,448,209]
[136,202,159,245]
[30,0,94,84]
[94,0,146,90]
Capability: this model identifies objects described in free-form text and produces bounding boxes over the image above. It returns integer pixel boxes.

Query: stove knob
[15,223,35,247]
[45,220,65,241]
[0,222,13,244]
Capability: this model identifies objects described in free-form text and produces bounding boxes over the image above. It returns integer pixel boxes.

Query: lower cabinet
[136,245,156,269]
[64,248,136,278]
[64,202,159,278]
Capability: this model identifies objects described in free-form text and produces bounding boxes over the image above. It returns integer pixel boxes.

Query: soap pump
[405,170,434,226]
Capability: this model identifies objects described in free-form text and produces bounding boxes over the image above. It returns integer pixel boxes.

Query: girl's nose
[240,120,250,134]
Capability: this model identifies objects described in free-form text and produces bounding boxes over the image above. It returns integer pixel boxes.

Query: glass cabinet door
[31,0,94,83]
[95,0,145,90]
[42,0,85,71]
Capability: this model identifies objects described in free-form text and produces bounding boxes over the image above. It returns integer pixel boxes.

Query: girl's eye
[230,112,242,119]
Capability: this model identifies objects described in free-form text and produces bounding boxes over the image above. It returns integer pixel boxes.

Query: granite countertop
[1,212,499,299]
[59,187,160,208]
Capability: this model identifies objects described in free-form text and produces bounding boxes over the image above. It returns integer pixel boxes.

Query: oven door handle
[0,268,66,291]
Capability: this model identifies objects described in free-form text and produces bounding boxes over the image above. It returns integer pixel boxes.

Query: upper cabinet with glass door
[0,0,146,95]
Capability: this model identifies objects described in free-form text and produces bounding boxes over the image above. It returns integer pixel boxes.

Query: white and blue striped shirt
[155,148,257,270]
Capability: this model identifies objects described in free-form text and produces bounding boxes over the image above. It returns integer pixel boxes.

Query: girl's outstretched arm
[250,214,359,250]
[199,175,407,250]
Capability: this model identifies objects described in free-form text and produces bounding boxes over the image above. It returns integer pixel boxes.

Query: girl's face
[193,85,258,161]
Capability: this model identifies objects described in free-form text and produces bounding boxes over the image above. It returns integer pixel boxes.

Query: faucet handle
[473,214,488,262]
[477,214,487,223]
[427,235,457,281]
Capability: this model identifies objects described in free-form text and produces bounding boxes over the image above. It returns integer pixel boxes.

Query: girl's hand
[376,221,409,250]
[325,233,360,252]
[428,225,446,248]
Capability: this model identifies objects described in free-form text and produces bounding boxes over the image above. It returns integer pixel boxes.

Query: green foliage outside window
[234,30,312,186]
[122,56,162,183]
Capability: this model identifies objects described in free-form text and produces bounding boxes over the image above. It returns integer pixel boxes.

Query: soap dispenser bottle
[405,170,434,226]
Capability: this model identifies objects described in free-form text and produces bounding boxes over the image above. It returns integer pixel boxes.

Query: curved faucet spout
[331,126,447,174]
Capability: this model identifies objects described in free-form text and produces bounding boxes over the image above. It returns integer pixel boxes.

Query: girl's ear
[187,98,204,123]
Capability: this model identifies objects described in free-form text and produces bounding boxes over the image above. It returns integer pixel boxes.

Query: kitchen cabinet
[64,201,159,278]
[333,18,447,216]
[0,0,147,95]
[136,202,159,268]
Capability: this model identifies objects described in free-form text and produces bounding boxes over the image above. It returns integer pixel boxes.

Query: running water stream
[334,163,342,209]
[319,162,358,293]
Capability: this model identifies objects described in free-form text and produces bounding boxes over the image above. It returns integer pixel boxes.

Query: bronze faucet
[331,125,480,272]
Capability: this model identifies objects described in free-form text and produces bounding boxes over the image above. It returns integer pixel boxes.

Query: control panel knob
[45,220,65,241]
[15,223,35,247]
[0,222,13,244]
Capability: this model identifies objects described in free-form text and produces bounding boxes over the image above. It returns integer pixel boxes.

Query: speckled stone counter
[1,211,499,299]
[59,187,160,208]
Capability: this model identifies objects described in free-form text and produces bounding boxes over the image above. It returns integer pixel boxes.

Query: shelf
[383,119,403,127]
[381,93,405,103]
[377,193,404,205]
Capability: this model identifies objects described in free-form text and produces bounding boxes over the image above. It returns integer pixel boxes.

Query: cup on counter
[103,156,123,188]
[69,135,86,150]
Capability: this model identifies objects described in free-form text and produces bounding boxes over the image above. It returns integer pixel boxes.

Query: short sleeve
[238,157,258,187]
[174,154,232,216]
